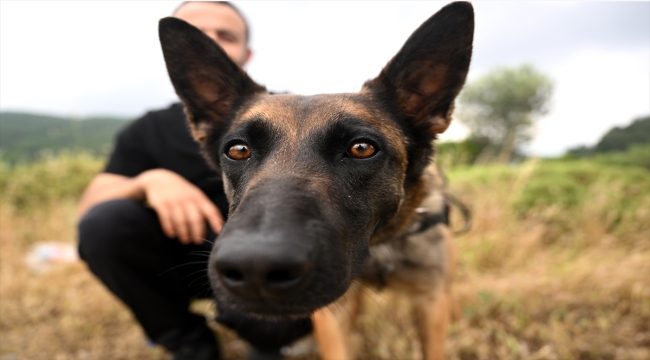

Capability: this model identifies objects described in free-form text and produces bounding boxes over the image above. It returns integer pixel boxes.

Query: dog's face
[159,2,473,318]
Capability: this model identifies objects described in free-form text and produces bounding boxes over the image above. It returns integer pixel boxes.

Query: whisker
[182,268,208,280]
[158,261,208,276]
[187,236,215,245]
[190,286,213,300]
[187,274,210,289]
[185,251,211,257]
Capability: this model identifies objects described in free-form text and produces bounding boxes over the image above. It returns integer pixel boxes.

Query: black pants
[78,199,312,352]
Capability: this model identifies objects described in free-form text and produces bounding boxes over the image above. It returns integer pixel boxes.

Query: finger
[184,203,205,245]
[155,205,176,239]
[171,204,190,244]
[199,201,224,234]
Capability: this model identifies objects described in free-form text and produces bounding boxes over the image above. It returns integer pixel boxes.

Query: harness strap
[404,202,451,237]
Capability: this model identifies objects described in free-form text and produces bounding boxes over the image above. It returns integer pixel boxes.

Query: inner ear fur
[158,17,266,143]
[366,2,474,136]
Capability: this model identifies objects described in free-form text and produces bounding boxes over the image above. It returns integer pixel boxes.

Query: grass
[1,154,649,359]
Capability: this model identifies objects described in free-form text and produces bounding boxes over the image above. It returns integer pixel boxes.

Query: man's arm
[76,173,145,217]
[77,169,224,244]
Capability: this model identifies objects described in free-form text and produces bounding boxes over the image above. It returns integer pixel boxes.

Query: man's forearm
[76,173,146,219]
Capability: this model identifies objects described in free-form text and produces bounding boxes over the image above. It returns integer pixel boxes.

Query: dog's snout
[213,237,313,300]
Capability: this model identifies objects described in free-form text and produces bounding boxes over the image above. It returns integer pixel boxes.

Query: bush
[0,152,104,213]
[436,137,493,168]
[514,161,649,237]
[593,144,650,169]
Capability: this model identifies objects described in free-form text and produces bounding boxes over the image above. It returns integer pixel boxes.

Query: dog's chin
[220,299,313,320]
[215,293,321,319]
[211,279,350,320]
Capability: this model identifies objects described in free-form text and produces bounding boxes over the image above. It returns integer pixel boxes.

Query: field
[1,154,649,360]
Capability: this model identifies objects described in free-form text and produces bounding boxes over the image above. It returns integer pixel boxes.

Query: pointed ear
[158,17,266,143]
[365,2,474,136]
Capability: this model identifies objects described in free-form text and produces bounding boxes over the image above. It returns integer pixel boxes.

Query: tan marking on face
[228,92,410,206]
[232,92,408,173]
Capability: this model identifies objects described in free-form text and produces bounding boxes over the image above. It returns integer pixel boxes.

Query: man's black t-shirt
[105,102,229,217]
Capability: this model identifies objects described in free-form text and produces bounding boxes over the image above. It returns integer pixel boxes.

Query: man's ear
[158,17,266,143]
[365,2,474,136]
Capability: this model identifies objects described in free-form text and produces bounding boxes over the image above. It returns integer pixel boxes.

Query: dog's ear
[158,17,266,143]
[365,2,474,136]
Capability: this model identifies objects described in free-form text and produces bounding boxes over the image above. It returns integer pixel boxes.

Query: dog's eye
[227,143,251,160]
[347,141,376,159]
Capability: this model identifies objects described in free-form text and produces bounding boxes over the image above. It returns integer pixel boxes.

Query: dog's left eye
[347,141,376,159]
[227,143,251,160]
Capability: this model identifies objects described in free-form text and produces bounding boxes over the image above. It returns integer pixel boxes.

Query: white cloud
[0,1,179,116]
[528,47,650,156]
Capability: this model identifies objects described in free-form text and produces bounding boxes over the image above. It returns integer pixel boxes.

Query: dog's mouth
[212,289,319,319]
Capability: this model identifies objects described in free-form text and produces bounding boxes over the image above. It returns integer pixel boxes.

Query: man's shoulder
[136,102,185,125]
[120,102,184,132]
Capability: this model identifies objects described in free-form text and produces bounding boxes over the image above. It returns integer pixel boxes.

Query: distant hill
[568,115,650,156]
[0,112,131,164]
[594,115,650,153]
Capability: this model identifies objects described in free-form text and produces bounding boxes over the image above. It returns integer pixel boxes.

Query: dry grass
[1,156,649,359]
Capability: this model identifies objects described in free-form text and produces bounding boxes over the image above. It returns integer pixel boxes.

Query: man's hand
[77,170,224,245]
[137,169,223,244]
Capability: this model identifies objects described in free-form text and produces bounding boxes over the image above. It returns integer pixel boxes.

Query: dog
[158,2,473,359]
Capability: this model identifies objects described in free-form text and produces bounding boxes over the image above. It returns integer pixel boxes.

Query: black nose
[213,236,313,300]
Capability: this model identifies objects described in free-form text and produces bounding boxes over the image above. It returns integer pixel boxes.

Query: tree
[0,112,129,164]
[567,115,650,156]
[457,64,553,163]
[594,115,650,153]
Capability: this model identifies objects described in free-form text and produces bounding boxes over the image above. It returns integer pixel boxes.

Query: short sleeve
[104,114,157,177]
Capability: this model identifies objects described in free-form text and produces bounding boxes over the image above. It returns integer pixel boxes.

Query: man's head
[173,1,251,66]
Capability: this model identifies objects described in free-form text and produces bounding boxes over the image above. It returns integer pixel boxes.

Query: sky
[1,1,649,156]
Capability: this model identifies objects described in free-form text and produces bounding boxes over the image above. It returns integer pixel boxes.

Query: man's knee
[78,199,153,263]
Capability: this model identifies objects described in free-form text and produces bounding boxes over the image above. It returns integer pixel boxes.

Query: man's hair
[173,1,250,45]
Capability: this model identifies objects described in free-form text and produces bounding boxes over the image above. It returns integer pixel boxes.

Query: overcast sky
[1,1,649,156]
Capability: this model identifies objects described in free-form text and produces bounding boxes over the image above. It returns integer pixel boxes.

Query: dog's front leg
[313,307,350,360]
[412,288,451,360]
[312,283,363,360]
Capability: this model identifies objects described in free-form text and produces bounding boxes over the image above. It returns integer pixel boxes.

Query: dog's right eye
[226,143,251,160]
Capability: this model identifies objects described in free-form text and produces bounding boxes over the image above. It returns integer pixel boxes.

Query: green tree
[594,115,650,153]
[566,115,649,157]
[0,112,129,164]
[457,64,553,163]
